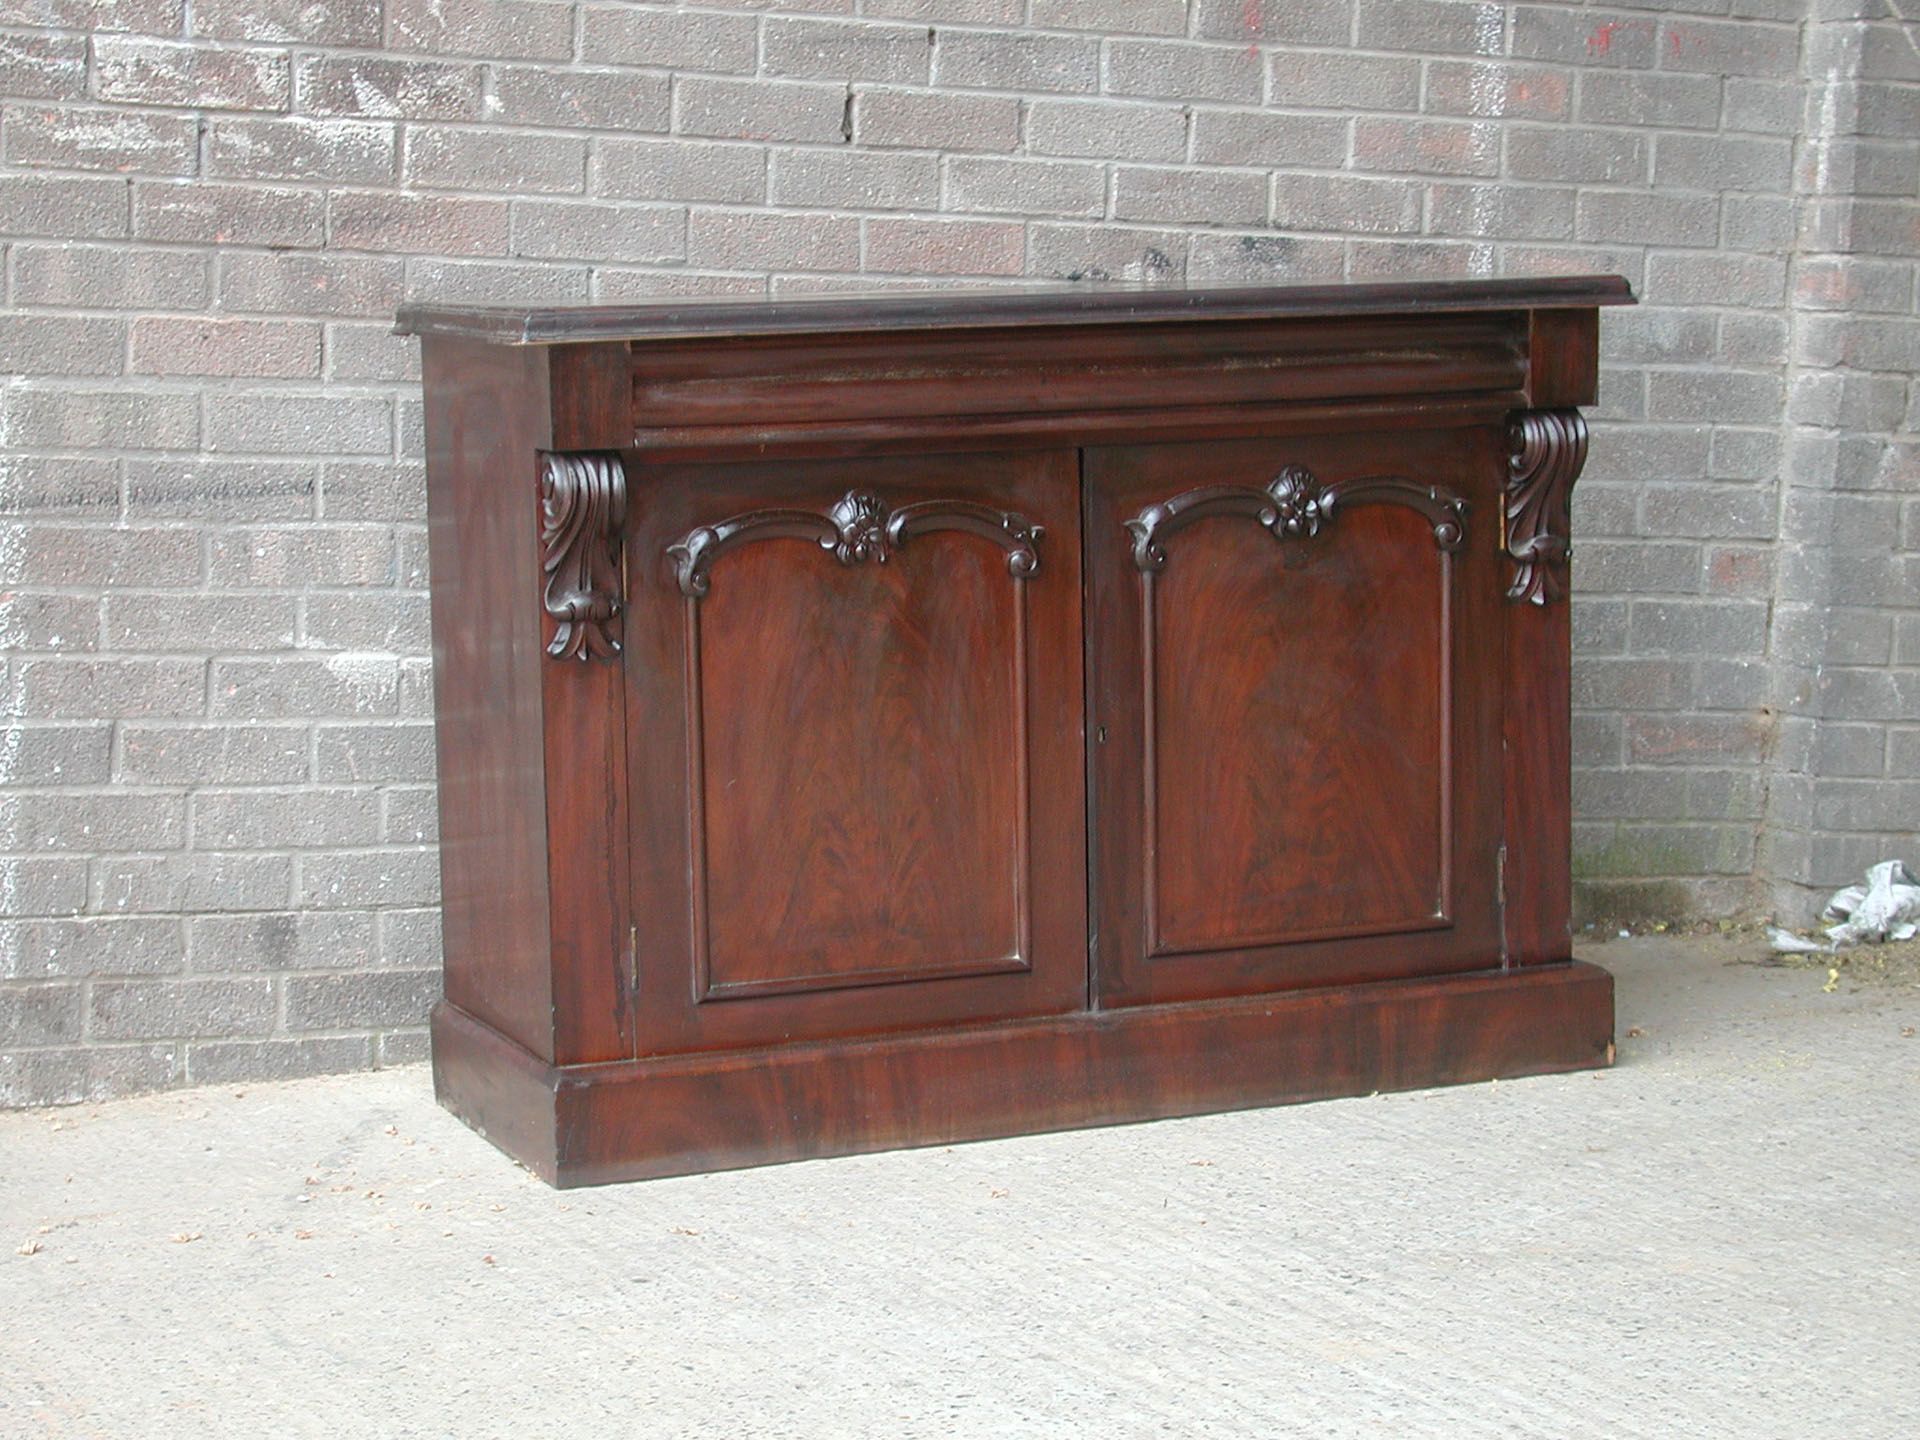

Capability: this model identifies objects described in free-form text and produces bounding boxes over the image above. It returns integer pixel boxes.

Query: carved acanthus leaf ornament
[540,451,627,661]
[1505,409,1588,606]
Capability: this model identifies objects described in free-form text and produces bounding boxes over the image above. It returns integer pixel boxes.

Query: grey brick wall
[1,0,1915,1105]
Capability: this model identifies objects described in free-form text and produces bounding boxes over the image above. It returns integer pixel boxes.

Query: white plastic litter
[1825,859,1920,944]
[1766,929,1833,956]
[1768,859,1920,954]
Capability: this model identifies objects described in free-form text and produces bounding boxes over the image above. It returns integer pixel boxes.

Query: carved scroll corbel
[540,451,627,661]
[1127,465,1467,571]
[1505,409,1588,606]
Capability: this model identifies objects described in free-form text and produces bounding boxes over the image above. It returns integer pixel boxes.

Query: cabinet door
[1086,428,1505,1007]
[625,450,1085,1054]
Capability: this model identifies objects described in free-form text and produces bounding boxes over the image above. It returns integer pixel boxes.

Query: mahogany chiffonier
[396,277,1634,1187]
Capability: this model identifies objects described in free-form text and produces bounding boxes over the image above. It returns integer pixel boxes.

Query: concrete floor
[3,936,1917,1440]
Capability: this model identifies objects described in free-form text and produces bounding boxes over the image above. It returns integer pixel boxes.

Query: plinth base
[432,961,1614,1187]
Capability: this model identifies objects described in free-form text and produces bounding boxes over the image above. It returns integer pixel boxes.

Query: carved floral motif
[827,491,890,565]
[540,451,627,661]
[1505,409,1588,606]
[1264,465,1330,541]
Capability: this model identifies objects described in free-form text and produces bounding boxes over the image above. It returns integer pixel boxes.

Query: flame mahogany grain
[409,279,1631,1185]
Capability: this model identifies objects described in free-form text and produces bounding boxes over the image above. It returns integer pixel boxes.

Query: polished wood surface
[627,313,1529,427]
[413,278,1628,1184]
[623,450,1086,1053]
[1501,411,1590,966]
[1503,314,1599,968]
[1150,505,1448,947]
[1086,428,1505,1006]
[395,274,1633,344]
[432,960,1615,1187]
[539,343,636,1062]
[616,311,1547,462]
[421,339,556,1059]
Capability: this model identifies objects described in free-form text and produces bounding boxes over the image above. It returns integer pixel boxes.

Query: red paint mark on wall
[1588,21,1623,56]
[1243,0,1263,57]
[1797,268,1851,304]
[1706,549,1770,597]
[1669,28,1687,57]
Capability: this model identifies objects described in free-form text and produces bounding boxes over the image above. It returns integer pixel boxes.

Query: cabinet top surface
[394,275,1633,346]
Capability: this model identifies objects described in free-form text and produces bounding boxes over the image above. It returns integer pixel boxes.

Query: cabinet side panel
[423,339,557,1058]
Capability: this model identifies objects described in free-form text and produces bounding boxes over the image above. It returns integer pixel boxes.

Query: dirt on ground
[1581,918,1920,991]
[1758,939,1920,990]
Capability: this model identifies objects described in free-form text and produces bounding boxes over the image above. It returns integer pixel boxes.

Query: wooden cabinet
[399,278,1632,1187]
